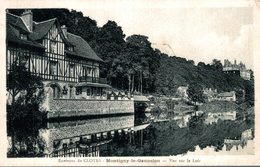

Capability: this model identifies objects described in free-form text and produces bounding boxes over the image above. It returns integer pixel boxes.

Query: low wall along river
[47,99,134,118]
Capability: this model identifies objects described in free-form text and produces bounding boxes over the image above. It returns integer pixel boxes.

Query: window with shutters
[69,64,75,78]
[50,61,57,76]
[50,40,57,53]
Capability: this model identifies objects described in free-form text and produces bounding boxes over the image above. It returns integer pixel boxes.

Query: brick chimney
[61,25,67,38]
[21,9,33,32]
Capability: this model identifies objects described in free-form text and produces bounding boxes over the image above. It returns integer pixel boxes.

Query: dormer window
[67,46,74,52]
[69,47,74,52]
[20,33,27,40]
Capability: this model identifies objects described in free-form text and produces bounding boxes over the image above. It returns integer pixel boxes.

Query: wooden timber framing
[7,23,100,83]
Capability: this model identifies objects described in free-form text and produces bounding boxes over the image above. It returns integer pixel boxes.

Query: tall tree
[124,35,156,93]
[154,54,176,95]
[211,59,223,71]
[187,81,204,105]
[95,21,126,84]
[7,62,46,157]
[197,62,206,68]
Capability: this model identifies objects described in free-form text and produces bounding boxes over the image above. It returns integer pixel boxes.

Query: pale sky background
[73,1,254,69]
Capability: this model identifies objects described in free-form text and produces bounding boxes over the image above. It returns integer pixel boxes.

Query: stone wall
[48,99,134,118]
[49,115,134,140]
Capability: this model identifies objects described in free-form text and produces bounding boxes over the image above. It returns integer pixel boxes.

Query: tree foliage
[188,113,205,135]
[8,9,254,99]
[7,63,46,157]
[211,59,223,71]
[244,80,254,106]
[187,82,204,104]
[7,62,44,105]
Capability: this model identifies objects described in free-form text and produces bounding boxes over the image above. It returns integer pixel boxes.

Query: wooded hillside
[8,9,254,99]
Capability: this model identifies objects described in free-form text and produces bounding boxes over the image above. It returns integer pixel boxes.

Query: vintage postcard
[0,0,260,166]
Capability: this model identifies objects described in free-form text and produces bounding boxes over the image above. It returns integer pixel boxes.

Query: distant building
[241,129,253,140]
[205,111,236,124]
[176,86,188,99]
[217,91,236,102]
[203,88,218,102]
[223,59,251,80]
[240,70,251,81]
[173,115,191,128]
[223,67,240,76]
[223,129,253,152]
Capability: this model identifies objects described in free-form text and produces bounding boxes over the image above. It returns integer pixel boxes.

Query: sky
[75,0,254,69]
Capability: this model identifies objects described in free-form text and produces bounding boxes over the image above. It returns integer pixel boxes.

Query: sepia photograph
[1,0,260,166]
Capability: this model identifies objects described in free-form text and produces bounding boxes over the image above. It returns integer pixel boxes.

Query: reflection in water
[140,119,254,156]
[184,127,254,155]
[185,139,254,155]
[8,113,255,157]
[40,115,135,155]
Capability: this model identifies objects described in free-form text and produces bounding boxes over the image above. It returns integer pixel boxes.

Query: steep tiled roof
[6,12,103,62]
[7,13,30,33]
[29,18,56,40]
[7,13,44,48]
[29,18,72,46]
[67,33,103,62]
[7,24,45,48]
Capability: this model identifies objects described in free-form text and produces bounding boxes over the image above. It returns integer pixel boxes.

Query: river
[7,111,254,157]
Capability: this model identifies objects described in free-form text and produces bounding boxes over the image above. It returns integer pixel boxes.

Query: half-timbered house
[7,10,112,100]
[7,10,134,120]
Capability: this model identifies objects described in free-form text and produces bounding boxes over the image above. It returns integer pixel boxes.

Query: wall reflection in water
[40,115,137,156]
